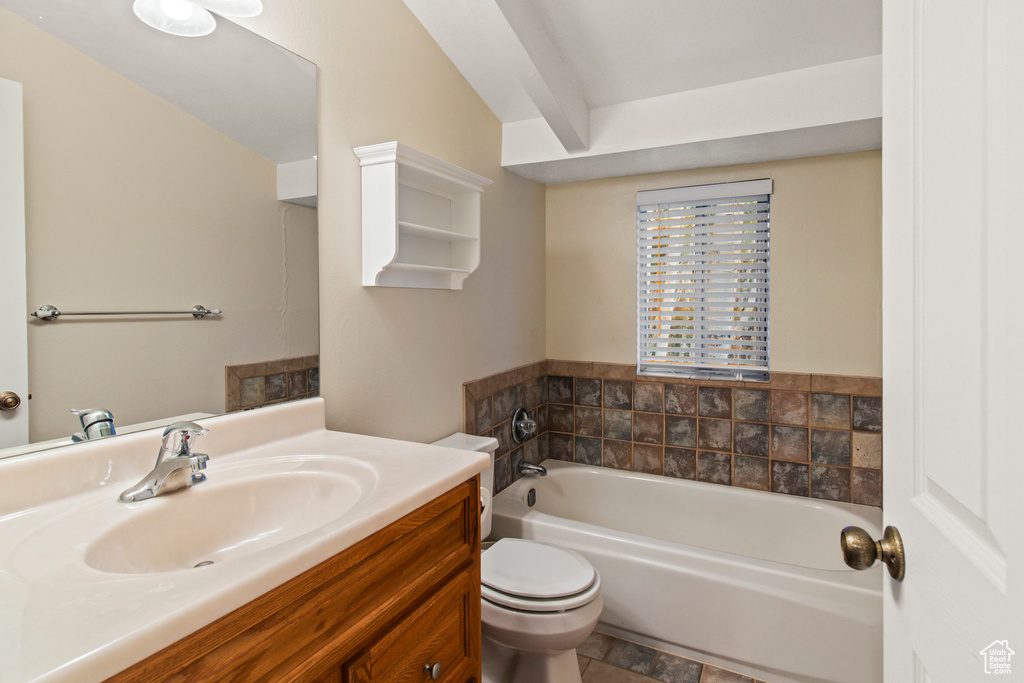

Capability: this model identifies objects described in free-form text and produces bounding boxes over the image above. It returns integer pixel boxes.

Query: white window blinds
[636,179,772,382]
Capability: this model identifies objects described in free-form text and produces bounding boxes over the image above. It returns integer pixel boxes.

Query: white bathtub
[490,460,882,683]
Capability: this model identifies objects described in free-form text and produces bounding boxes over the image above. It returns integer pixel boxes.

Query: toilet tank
[431,432,498,539]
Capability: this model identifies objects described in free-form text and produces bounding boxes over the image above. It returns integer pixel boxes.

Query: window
[636,179,772,381]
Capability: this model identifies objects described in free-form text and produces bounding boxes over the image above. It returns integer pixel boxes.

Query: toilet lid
[482,538,596,599]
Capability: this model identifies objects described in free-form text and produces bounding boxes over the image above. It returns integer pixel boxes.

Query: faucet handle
[161,421,208,457]
[162,421,209,439]
[511,407,538,444]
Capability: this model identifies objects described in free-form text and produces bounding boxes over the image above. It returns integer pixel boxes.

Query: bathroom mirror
[0,0,318,459]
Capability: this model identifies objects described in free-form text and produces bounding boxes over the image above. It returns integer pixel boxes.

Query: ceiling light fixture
[133,0,216,37]
[133,0,263,38]
[195,0,264,19]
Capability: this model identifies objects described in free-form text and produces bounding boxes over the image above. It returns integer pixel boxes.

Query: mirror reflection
[0,0,318,458]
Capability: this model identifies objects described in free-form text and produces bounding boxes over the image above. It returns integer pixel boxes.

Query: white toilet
[432,433,603,683]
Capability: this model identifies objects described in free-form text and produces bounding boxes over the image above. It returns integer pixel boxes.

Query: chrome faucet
[118,421,210,503]
[70,408,116,442]
[517,462,547,477]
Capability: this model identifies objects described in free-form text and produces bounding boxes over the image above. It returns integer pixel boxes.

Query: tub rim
[492,459,883,591]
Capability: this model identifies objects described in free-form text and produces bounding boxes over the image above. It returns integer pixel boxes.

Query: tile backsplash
[225,355,319,412]
[464,361,882,507]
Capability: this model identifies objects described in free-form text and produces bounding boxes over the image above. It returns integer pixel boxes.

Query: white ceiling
[403,0,883,183]
[521,0,880,114]
[1,0,316,164]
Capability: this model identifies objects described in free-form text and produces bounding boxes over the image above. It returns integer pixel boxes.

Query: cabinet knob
[423,661,442,680]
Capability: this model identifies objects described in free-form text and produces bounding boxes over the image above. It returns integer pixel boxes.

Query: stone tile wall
[463,361,549,495]
[225,355,319,411]
[464,360,882,507]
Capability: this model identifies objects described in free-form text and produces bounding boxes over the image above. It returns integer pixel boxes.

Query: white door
[0,78,29,449]
[882,1,1024,681]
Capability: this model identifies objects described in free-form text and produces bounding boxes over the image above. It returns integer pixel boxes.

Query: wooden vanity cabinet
[106,478,481,683]
[341,568,476,683]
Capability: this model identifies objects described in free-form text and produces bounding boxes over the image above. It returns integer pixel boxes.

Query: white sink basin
[85,467,363,574]
[9,454,377,581]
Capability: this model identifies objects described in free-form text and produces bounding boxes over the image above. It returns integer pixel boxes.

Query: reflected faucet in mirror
[70,408,116,442]
[119,421,210,503]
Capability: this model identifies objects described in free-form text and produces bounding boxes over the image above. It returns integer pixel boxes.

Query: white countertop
[0,399,488,683]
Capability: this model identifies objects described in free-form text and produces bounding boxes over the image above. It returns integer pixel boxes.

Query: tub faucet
[118,421,210,503]
[518,462,547,477]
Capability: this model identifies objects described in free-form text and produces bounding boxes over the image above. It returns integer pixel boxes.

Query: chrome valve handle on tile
[841,525,906,581]
[511,407,537,443]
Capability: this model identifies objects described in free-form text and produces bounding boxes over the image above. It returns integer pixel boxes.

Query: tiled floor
[577,631,768,683]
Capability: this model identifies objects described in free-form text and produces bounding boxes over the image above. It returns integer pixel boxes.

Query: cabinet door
[341,653,371,683]
[347,568,477,683]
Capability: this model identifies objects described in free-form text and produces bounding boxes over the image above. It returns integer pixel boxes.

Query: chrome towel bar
[30,304,222,320]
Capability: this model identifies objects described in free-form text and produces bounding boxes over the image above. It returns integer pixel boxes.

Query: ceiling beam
[492,0,590,152]
[504,120,881,184]
[502,56,882,183]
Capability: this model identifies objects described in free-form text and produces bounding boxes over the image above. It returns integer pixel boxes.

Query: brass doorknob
[0,391,21,411]
[841,525,905,581]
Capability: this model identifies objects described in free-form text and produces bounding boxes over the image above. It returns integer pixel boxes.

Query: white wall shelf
[397,221,476,242]
[354,141,492,289]
[387,263,471,274]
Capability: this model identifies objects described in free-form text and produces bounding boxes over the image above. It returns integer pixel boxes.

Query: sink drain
[194,560,214,568]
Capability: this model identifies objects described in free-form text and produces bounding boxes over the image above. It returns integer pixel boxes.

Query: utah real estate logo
[980,640,1014,675]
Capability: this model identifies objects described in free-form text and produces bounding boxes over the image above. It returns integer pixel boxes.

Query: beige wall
[546,152,882,376]
[0,9,319,442]
[236,1,547,443]
[5,0,873,449]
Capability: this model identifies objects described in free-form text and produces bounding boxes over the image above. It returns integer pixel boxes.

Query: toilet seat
[482,538,600,613]
[481,573,601,612]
